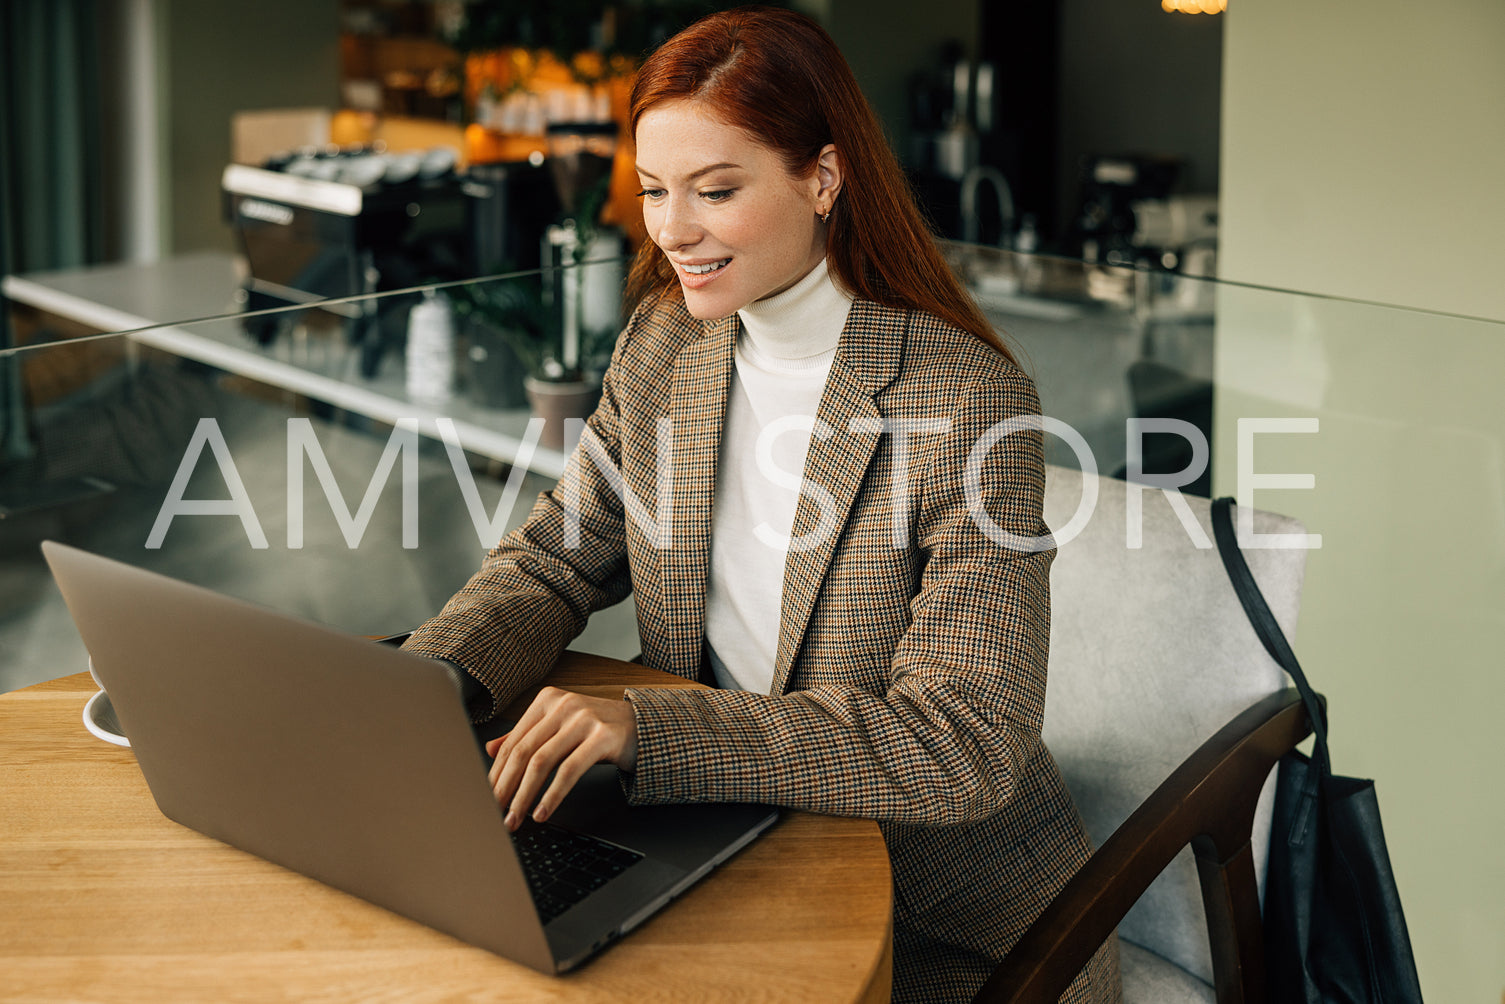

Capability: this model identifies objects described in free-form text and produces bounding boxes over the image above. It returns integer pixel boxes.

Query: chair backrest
[1040,465,1307,984]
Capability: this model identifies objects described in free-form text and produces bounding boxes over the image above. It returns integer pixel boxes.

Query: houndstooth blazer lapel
[770,299,906,695]
[661,313,738,676]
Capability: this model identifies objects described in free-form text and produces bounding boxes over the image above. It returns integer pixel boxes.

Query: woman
[403,8,1120,1001]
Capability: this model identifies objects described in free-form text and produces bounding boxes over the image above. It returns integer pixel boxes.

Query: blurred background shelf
[3,253,569,480]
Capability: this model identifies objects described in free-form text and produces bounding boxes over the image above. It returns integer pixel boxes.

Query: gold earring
[821,208,831,223]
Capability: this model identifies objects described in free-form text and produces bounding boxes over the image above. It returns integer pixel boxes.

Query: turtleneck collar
[736,257,854,362]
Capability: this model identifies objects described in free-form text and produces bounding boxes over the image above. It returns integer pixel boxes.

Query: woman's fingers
[491,689,592,825]
[485,688,637,831]
[502,726,584,828]
[487,686,561,789]
[492,716,570,820]
[525,702,638,823]
[533,740,610,824]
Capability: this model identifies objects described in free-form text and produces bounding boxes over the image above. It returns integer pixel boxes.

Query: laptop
[42,541,778,974]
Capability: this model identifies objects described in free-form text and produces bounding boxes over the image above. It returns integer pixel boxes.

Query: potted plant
[449,187,620,452]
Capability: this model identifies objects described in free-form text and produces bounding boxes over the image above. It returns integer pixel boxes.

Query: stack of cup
[405,290,456,405]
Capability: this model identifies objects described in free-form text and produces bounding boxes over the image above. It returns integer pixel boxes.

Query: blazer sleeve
[399,320,645,721]
[621,369,1054,827]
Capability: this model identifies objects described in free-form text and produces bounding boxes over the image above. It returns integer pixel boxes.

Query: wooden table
[0,653,893,1002]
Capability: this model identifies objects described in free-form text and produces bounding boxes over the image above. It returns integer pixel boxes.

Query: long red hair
[624,6,1012,361]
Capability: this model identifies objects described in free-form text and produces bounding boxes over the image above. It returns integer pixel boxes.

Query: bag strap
[1210,497,1330,772]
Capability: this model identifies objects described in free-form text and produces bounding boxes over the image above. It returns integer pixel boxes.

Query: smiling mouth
[682,258,731,275]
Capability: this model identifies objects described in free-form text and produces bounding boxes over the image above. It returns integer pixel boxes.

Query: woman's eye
[636,188,665,200]
[701,189,735,203]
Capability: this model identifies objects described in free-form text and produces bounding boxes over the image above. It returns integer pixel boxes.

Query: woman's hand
[485,687,639,831]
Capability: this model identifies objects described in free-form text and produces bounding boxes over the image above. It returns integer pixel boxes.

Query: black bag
[1211,498,1424,1004]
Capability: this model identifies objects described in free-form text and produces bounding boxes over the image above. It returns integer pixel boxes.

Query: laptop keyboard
[512,819,645,924]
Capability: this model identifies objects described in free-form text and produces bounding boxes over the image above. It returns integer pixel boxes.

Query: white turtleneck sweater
[704,258,854,694]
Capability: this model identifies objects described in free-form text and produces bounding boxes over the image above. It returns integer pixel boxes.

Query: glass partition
[950,242,1505,995]
[944,242,1218,494]
[0,260,640,695]
[5,244,1503,996]
[6,248,1502,697]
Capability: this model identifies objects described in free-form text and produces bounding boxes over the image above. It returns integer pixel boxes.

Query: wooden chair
[975,466,1313,1003]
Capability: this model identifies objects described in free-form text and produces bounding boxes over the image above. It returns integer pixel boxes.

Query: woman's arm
[400,321,644,720]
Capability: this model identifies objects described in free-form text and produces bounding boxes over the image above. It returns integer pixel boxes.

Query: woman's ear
[815,143,843,211]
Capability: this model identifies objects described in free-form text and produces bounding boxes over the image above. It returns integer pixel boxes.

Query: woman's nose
[655,198,700,250]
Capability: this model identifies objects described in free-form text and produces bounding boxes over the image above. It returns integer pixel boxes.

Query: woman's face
[635,99,834,320]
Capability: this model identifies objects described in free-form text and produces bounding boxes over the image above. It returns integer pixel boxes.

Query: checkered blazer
[403,294,1120,1003]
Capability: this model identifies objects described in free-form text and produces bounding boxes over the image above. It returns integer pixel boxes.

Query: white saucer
[83,689,130,747]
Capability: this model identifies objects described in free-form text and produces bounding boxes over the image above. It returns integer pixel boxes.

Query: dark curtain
[1,0,106,462]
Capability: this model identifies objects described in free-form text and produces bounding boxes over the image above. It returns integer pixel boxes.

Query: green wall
[1216,2,1505,1000]
[1219,0,1505,322]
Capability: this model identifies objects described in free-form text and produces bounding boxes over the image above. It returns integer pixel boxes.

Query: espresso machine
[462,155,560,278]
[1068,153,1182,267]
[221,146,469,376]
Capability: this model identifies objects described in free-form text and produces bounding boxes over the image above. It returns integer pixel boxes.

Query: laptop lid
[41,541,775,973]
